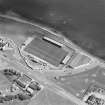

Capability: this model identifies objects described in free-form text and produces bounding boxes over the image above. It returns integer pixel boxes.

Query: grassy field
[0,0,104,60]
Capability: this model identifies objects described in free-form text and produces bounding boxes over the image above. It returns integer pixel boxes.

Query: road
[0,14,105,105]
[0,54,87,105]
